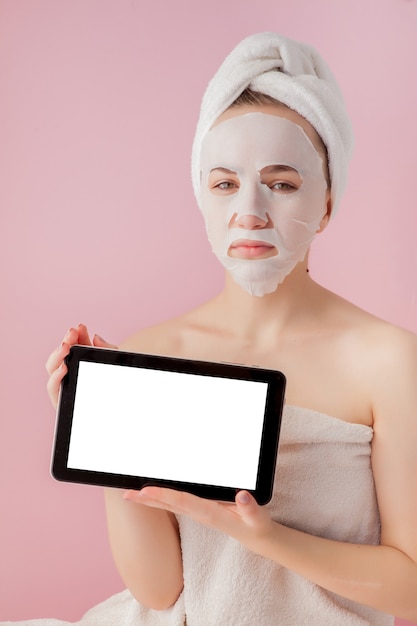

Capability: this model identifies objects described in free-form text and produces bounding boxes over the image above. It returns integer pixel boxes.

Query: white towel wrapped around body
[191,32,354,216]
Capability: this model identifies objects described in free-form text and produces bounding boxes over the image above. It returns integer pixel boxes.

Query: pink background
[1,0,416,623]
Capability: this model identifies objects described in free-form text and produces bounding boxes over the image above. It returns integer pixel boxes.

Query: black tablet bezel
[51,345,286,505]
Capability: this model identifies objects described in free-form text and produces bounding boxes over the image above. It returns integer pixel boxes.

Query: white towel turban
[191,32,354,217]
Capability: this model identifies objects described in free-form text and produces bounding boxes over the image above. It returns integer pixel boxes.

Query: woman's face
[199,103,331,297]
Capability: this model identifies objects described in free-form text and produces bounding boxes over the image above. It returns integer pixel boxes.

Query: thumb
[235,491,273,549]
[92,334,118,350]
[235,491,262,524]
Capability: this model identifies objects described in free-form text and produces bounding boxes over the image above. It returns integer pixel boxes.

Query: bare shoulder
[365,319,417,414]
[317,288,416,414]
[321,292,417,390]
[119,298,219,356]
[350,304,417,371]
[119,295,224,358]
[333,294,417,419]
[323,288,417,360]
[119,316,189,356]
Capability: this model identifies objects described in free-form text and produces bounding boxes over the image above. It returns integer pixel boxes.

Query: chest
[177,329,373,426]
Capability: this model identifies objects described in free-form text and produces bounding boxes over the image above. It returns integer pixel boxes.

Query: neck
[215,261,321,340]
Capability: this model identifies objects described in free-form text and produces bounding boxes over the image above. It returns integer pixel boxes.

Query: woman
[44,33,417,626]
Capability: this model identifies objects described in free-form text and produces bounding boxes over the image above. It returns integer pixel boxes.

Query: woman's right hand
[45,323,117,410]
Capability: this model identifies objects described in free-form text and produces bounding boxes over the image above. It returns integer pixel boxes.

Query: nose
[229,181,271,229]
[231,212,269,229]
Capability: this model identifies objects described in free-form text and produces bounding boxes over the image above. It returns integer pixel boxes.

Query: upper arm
[370,329,417,562]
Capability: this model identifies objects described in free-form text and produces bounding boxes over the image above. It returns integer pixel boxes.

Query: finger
[235,491,273,535]
[76,323,93,346]
[235,491,259,521]
[45,327,80,373]
[63,326,80,345]
[45,340,71,376]
[124,487,184,507]
[126,487,229,530]
[93,334,118,350]
[46,362,68,409]
[46,324,94,376]
[124,487,202,516]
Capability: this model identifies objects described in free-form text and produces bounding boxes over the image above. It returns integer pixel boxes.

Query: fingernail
[237,491,250,504]
[95,334,107,343]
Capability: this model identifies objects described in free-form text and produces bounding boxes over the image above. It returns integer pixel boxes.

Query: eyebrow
[209,167,237,175]
[259,165,299,175]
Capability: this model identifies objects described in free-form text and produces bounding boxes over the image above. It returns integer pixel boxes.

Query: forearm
[104,488,183,610]
[260,522,417,621]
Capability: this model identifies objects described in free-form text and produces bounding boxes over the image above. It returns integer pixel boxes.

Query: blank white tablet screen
[67,361,269,489]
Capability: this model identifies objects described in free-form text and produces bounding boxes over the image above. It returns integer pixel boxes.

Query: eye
[270,181,297,192]
[260,165,302,193]
[207,168,239,194]
[216,181,237,190]
[210,180,239,194]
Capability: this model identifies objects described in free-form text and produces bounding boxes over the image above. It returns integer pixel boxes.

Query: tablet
[52,346,286,504]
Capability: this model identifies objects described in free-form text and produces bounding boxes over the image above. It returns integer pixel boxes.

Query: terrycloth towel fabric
[2,406,394,625]
[191,32,354,216]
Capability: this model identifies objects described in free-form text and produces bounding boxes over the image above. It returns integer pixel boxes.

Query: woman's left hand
[123,487,274,556]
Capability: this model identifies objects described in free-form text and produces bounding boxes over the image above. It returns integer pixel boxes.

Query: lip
[228,239,277,259]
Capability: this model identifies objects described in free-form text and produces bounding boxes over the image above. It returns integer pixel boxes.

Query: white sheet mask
[200,112,328,296]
